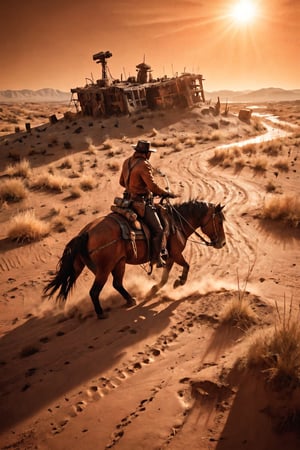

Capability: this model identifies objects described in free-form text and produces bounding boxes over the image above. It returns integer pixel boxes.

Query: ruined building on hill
[70,51,205,117]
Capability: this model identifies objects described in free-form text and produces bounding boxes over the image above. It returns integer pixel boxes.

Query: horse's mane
[171,199,210,224]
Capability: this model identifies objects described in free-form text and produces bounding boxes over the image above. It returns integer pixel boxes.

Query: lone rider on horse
[119,140,177,268]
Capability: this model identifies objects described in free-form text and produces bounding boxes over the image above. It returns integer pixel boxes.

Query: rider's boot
[151,237,166,268]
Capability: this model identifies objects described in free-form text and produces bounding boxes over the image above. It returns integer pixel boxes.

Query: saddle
[110,200,172,260]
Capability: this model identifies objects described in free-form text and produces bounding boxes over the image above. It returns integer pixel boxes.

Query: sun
[230,0,257,24]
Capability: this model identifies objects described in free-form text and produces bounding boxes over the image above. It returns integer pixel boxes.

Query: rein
[89,239,119,255]
[169,203,214,246]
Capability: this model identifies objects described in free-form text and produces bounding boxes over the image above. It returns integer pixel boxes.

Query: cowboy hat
[131,140,156,153]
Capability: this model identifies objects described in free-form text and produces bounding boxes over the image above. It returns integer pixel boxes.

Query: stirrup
[156,256,166,268]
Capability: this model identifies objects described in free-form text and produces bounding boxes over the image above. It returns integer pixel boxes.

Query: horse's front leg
[173,254,190,289]
[112,259,136,308]
[149,259,174,296]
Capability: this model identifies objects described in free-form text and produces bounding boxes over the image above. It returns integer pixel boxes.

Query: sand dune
[0,101,299,449]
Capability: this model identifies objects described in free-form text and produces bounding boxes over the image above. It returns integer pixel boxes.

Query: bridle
[170,203,222,247]
[200,208,222,246]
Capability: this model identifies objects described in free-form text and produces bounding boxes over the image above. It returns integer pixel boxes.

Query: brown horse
[44,199,226,319]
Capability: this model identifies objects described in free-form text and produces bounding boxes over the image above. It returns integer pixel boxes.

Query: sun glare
[231,0,257,24]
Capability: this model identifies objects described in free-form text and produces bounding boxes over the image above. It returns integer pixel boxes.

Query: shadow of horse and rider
[44,196,226,319]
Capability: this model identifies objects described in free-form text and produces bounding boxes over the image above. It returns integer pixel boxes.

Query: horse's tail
[43,232,89,303]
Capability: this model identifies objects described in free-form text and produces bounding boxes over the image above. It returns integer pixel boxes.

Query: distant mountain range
[205,87,300,103]
[0,88,71,102]
[0,87,299,103]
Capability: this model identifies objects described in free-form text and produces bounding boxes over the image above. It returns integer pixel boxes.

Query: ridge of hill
[0,87,299,104]
[206,87,300,102]
[0,88,70,102]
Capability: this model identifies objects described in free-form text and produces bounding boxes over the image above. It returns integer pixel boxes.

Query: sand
[0,101,299,449]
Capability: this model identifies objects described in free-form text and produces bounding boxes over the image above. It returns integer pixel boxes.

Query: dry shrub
[220,266,257,330]
[234,157,246,172]
[79,176,95,191]
[241,143,257,156]
[247,297,300,388]
[68,171,81,179]
[261,140,282,157]
[85,137,97,154]
[69,186,82,198]
[7,210,50,242]
[152,138,167,148]
[58,157,72,169]
[164,137,177,147]
[149,128,158,137]
[47,207,61,218]
[208,147,242,168]
[208,148,228,165]
[273,157,289,172]
[63,141,72,150]
[0,178,28,203]
[221,296,257,329]
[173,143,184,152]
[252,116,265,132]
[184,137,196,147]
[31,172,71,192]
[262,194,300,226]
[265,180,277,193]
[210,130,222,141]
[51,216,67,233]
[107,162,120,172]
[6,158,31,178]
[252,156,268,173]
[102,139,113,150]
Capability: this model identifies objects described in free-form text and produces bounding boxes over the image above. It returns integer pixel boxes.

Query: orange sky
[1,0,299,92]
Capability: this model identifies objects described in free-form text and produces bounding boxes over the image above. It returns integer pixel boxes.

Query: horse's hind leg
[112,259,136,308]
[90,273,109,320]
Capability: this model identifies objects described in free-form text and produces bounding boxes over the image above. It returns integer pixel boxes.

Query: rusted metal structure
[71,51,205,117]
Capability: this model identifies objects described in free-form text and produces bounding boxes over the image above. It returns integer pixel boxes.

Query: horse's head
[200,203,226,249]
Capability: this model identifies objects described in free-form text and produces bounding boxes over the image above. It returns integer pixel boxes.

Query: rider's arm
[140,160,170,197]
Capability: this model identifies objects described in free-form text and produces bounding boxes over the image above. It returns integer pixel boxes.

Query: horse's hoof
[173,279,183,289]
[97,312,108,320]
[150,285,159,295]
[125,298,137,308]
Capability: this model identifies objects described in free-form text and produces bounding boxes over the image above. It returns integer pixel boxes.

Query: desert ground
[0,99,300,450]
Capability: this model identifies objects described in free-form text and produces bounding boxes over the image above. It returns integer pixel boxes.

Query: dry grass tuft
[107,162,120,172]
[6,158,31,178]
[31,172,71,192]
[58,157,73,169]
[247,297,300,388]
[51,215,67,233]
[220,264,257,330]
[0,178,28,203]
[252,156,268,173]
[273,157,289,172]
[241,143,257,156]
[208,146,244,169]
[265,180,277,193]
[69,186,82,198]
[262,194,300,226]
[85,137,98,154]
[221,296,257,329]
[262,141,282,157]
[101,139,113,150]
[79,175,96,191]
[7,210,50,242]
